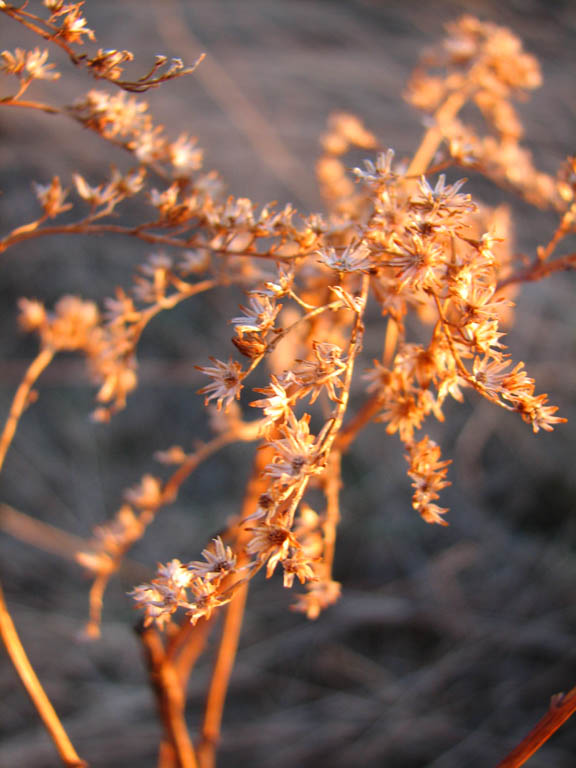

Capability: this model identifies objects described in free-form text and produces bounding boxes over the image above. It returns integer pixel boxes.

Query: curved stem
[0,221,313,262]
[0,346,54,473]
[497,251,576,292]
[538,206,575,263]
[161,432,236,505]
[0,583,87,767]
[0,97,60,113]
[407,90,468,177]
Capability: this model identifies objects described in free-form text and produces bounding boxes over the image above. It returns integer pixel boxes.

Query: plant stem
[0,583,87,767]
[335,392,383,453]
[197,448,270,768]
[497,251,576,292]
[496,686,576,767]
[323,450,342,578]
[0,346,54,473]
[138,624,199,768]
[0,97,60,113]
[407,90,468,177]
[197,583,249,768]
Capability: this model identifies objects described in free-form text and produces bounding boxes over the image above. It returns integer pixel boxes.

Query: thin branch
[197,583,249,768]
[137,623,198,768]
[383,316,398,367]
[160,432,237,506]
[83,571,112,641]
[496,686,576,768]
[497,252,576,291]
[0,97,60,113]
[127,278,219,357]
[0,503,87,563]
[335,391,384,453]
[0,346,54,473]
[196,447,270,768]
[322,450,342,578]
[1,5,202,93]
[537,205,575,262]
[170,616,216,685]
[0,220,314,263]
[406,90,468,177]
[321,274,369,453]
[0,583,87,768]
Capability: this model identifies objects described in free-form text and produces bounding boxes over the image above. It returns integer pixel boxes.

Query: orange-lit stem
[496,686,576,767]
[0,583,87,767]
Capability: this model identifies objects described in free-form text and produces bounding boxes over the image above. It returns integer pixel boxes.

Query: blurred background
[1,1,576,766]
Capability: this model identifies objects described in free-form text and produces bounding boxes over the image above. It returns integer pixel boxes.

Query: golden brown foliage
[0,5,574,767]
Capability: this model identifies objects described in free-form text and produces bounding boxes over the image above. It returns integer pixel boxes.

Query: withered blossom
[266,414,327,485]
[246,524,297,578]
[187,537,237,580]
[33,177,71,218]
[318,242,373,273]
[250,375,293,423]
[353,148,399,184]
[185,577,232,625]
[292,342,346,404]
[196,358,244,411]
[124,475,163,509]
[405,437,451,526]
[0,47,59,80]
[292,579,341,620]
[231,295,281,335]
[282,552,317,588]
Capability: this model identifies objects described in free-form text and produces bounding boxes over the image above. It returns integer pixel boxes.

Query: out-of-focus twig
[138,622,199,768]
[0,503,85,563]
[0,347,54,473]
[0,582,88,768]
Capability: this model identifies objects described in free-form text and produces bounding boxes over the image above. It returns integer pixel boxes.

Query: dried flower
[231,295,281,336]
[188,537,237,580]
[196,358,244,411]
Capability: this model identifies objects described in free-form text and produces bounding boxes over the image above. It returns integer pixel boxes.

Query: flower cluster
[131,537,237,627]
[406,15,558,209]
[0,47,60,80]
[0,9,570,635]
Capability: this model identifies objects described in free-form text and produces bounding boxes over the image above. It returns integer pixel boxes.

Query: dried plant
[1,4,575,767]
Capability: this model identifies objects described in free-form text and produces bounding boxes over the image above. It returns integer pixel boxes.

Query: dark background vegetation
[1,1,576,766]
